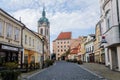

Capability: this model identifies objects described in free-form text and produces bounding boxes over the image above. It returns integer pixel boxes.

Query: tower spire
[42,4,46,17]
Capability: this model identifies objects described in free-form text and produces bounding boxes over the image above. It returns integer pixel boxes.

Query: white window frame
[6,23,12,38]
[25,35,27,44]
[0,20,3,36]
[105,10,111,30]
[14,27,20,41]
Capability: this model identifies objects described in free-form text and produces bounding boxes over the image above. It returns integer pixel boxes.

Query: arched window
[41,28,43,34]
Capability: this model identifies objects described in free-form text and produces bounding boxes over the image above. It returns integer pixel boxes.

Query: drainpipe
[21,25,25,68]
[116,0,120,40]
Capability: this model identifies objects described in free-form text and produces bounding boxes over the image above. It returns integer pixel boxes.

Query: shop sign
[1,45,18,51]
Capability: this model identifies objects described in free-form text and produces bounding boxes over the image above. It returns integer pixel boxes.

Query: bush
[0,62,21,80]
[66,59,83,65]
[77,60,83,64]
[0,70,20,80]
[44,59,54,68]
[35,63,40,69]
[3,62,18,70]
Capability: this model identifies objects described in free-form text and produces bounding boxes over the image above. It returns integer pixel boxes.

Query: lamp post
[42,38,44,69]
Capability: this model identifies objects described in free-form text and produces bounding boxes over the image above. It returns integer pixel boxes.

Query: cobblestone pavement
[28,61,104,80]
[81,63,120,80]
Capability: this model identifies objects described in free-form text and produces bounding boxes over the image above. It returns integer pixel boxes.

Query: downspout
[21,25,25,68]
[116,0,120,40]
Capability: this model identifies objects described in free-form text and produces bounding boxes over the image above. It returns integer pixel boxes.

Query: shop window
[6,23,12,38]
[24,55,28,63]
[31,56,35,63]
[14,27,20,41]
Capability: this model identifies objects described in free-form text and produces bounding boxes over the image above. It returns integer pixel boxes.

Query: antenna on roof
[19,17,21,22]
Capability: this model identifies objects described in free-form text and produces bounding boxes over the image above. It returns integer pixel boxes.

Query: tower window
[41,29,43,34]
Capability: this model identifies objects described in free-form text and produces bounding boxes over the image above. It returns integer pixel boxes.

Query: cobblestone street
[28,61,105,80]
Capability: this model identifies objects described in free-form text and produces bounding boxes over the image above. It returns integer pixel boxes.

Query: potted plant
[0,62,20,80]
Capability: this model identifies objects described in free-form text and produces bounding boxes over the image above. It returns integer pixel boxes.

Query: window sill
[6,37,12,40]
[14,40,19,43]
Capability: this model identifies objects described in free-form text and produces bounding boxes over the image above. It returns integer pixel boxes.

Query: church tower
[38,7,50,58]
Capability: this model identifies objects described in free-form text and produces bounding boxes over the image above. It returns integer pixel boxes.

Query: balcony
[104,26,120,47]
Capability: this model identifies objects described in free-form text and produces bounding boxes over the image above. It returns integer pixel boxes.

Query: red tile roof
[57,32,71,40]
[70,44,80,54]
[70,47,78,54]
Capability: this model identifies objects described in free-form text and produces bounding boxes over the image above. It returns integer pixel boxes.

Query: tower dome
[38,7,49,25]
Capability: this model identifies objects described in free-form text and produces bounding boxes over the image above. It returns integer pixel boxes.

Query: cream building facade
[100,0,120,71]
[0,8,24,67]
[53,32,71,60]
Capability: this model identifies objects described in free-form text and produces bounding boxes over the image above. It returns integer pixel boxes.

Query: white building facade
[100,0,120,71]
[85,34,95,62]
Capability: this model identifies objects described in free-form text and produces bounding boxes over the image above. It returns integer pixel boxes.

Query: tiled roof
[57,32,71,40]
[70,44,80,54]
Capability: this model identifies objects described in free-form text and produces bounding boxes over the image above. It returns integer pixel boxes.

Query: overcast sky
[0,0,100,52]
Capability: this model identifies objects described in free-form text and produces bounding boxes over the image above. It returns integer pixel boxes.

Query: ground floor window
[24,54,28,63]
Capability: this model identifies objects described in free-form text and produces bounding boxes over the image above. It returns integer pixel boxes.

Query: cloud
[5,0,100,52]
[12,9,41,31]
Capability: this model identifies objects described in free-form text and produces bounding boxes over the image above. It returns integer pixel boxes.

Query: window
[6,23,12,38]
[67,41,69,43]
[64,49,66,51]
[61,46,62,48]
[0,21,3,36]
[25,35,27,44]
[64,45,66,48]
[33,39,34,47]
[58,42,59,44]
[14,27,20,41]
[41,29,43,34]
[29,37,31,46]
[58,49,59,52]
[24,54,28,63]
[58,46,59,48]
[105,10,111,29]
[46,29,48,35]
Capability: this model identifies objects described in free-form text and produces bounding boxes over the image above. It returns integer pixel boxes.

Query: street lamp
[42,38,44,69]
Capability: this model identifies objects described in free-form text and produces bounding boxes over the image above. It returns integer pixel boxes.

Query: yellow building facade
[22,28,42,65]
[94,22,103,63]
[78,36,87,61]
